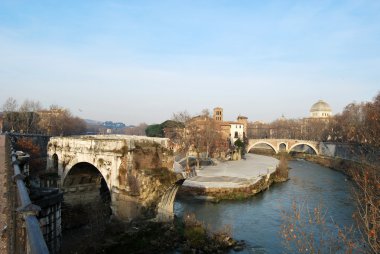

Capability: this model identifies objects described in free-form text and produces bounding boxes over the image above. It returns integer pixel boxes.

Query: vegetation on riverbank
[69,214,244,254]
[297,154,379,253]
[280,200,360,254]
[273,153,289,182]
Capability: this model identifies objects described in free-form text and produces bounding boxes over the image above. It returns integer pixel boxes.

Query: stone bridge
[247,139,320,155]
[46,135,183,222]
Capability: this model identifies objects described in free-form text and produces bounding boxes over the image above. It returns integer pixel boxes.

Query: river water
[174,158,357,253]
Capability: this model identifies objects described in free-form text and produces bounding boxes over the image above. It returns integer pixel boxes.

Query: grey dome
[310,100,331,112]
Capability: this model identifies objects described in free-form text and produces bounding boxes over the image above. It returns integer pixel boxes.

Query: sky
[0,0,379,125]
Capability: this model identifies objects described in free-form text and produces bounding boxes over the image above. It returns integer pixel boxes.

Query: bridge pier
[111,190,145,221]
[156,184,181,222]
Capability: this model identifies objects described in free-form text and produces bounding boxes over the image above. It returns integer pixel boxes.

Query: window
[234,131,238,138]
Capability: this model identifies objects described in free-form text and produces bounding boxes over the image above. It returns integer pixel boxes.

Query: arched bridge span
[247,139,319,155]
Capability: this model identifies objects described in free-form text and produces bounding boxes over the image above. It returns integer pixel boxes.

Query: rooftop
[310,100,332,112]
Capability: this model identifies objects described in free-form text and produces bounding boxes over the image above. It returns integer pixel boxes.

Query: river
[175,158,358,253]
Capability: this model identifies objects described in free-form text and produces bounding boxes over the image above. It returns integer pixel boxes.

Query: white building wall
[230,124,244,143]
[310,111,332,118]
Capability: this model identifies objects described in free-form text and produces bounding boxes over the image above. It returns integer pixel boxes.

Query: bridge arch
[62,162,111,205]
[60,157,112,189]
[279,143,287,152]
[288,143,319,155]
[247,141,278,154]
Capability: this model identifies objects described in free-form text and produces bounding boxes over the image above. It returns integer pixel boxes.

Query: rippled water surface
[175,159,357,253]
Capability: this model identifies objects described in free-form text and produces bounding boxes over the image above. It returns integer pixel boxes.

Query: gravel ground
[182,154,278,189]
[0,135,9,254]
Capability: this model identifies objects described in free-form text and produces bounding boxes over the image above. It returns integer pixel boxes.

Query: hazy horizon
[1,1,379,125]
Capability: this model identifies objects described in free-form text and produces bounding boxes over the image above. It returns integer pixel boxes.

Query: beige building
[212,107,247,144]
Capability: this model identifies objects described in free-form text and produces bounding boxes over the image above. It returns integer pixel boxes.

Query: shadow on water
[175,159,357,254]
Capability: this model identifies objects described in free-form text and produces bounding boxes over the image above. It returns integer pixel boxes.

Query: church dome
[310,100,332,113]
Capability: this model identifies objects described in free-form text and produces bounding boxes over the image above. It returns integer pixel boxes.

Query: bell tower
[213,107,223,122]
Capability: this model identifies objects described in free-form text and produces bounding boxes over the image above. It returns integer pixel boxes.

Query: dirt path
[0,135,9,254]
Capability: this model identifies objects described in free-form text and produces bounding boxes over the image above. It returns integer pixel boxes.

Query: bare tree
[327,92,380,147]
[199,111,223,158]
[176,109,226,167]
[172,110,191,123]
[18,99,41,133]
[38,105,86,136]
[125,123,148,136]
[2,97,18,131]
[351,165,380,253]
[281,200,360,254]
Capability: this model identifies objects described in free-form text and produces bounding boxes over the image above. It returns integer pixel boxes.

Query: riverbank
[175,157,359,254]
[291,153,377,177]
[62,216,245,253]
[179,154,284,200]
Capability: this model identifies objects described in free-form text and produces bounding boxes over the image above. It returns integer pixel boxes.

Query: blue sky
[1,0,379,124]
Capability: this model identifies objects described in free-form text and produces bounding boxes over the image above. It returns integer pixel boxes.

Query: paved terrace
[183,154,278,189]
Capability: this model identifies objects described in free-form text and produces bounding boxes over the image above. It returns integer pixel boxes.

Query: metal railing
[8,135,49,254]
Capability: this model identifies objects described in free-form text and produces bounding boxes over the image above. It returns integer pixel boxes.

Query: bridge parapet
[3,134,56,254]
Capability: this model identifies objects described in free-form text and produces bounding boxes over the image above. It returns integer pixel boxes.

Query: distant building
[38,108,66,135]
[247,99,333,140]
[212,107,247,144]
[213,107,223,122]
[224,122,244,143]
[309,100,332,118]
[237,115,248,136]
[185,107,248,148]
[102,121,126,129]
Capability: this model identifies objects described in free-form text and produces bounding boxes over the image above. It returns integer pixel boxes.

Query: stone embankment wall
[319,142,379,166]
[180,169,286,201]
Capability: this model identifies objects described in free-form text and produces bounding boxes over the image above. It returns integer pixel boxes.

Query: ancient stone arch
[47,135,181,222]
[62,161,111,206]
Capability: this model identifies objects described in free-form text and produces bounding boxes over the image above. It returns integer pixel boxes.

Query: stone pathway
[0,135,9,254]
[182,154,278,189]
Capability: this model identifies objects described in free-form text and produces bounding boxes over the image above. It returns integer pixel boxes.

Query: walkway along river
[175,157,358,253]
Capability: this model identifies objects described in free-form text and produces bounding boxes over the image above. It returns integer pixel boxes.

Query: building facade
[213,107,223,122]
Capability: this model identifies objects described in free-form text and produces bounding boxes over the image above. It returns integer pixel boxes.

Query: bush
[275,154,289,181]
[145,124,164,137]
